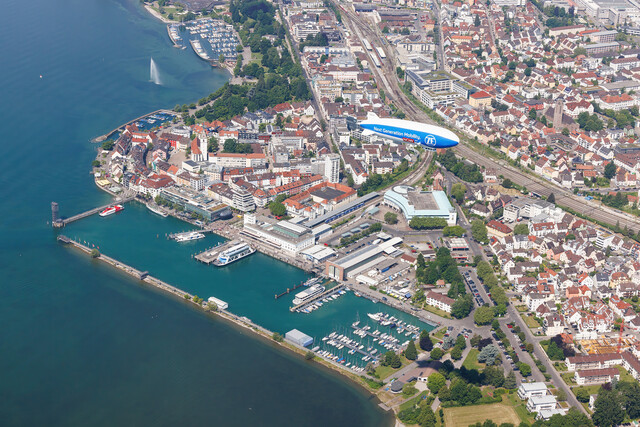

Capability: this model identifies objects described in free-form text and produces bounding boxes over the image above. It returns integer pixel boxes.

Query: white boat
[293,285,325,305]
[146,203,168,217]
[99,204,124,217]
[174,231,205,242]
[213,242,255,266]
[367,313,382,322]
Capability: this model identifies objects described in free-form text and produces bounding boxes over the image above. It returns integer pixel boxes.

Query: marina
[290,284,347,313]
[174,18,240,65]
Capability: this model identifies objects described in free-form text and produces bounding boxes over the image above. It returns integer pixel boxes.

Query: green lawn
[443,402,520,427]
[561,372,576,385]
[515,305,528,312]
[250,52,263,64]
[433,327,447,339]
[521,313,541,329]
[462,348,485,371]
[399,390,430,412]
[423,304,452,319]
[616,365,636,384]
[503,392,536,425]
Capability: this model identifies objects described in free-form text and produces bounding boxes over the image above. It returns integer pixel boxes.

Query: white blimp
[359,112,459,149]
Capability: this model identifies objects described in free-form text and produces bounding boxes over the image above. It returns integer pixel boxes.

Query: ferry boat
[146,203,168,217]
[174,231,206,242]
[99,204,124,217]
[293,284,325,305]
[212,242,255,266]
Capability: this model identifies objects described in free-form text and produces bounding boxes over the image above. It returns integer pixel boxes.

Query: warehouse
[384,186,457,225]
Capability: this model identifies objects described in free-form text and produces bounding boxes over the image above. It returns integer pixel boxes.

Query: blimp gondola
[359,112,459,150]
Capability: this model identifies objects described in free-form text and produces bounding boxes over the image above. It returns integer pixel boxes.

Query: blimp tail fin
[366,112,379,120]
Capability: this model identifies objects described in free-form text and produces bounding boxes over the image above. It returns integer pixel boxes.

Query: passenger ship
[293,284,326,305]
[212,242,255,266]
[99,204,124,217]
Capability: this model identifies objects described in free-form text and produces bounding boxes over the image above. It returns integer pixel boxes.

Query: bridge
[52,196,136,228]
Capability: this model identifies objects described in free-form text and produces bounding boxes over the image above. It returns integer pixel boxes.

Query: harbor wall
[57,235,383,390]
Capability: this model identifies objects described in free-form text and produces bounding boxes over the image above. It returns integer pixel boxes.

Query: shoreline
[57,233,394,417]
[143,4,177,24]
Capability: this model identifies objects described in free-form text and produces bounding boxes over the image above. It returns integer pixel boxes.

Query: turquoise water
[65,201,434,368]
[0,0,394,425]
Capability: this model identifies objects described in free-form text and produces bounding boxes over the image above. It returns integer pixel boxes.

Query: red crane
[618,320,625,354]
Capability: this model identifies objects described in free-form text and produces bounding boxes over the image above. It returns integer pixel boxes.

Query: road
[506,304,586,414]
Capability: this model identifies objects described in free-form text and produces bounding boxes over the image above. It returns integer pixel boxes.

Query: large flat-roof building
[384,186,456,225]
[326,246,386,281]
[242,214,315,254]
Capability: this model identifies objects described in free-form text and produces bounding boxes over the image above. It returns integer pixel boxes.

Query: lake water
[0,0,394,425]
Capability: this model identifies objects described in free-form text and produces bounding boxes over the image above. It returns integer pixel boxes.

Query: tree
[546,340,565,360]
[451,294,473,319]
[547,193,556,204]
[207,136,219,153]
[428,372,446,394]
[451,183,467,204]
[451,346,463,360]
[420,330,433,351]
[206,301,218,312]
[304,351,315,360]
[471,220,488,243]
[90,248,100,258]
[474,306,495,325]
[504,370,517,389]
[430,348,444,360]
[404,340,417,360]
[604,161,617,180]
[477,344,500,365]
[470,334,482,348]
[517,362,531,377]
[384,212,398,224]
[575,387,590,403]
[268,201,287,217]
[502,178,514,189]
[101,140,115,151]
[592,388,624,427]
[474,15,481,26]
[513,223,529,235]
[528,108,537,120]
[272,332,284,342]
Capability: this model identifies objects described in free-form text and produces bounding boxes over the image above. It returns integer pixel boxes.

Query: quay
[52,196,135,228]
[275,277,322,299]
[290,284,345,312]
[193,239,237,264]
[92,109,175,143]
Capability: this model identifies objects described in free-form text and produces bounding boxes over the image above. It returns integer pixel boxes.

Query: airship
[359,112,459,149]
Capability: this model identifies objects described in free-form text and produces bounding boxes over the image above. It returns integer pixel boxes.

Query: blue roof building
[384,186,457,225]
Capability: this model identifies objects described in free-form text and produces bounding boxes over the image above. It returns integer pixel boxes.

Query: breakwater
[55,234,383,383]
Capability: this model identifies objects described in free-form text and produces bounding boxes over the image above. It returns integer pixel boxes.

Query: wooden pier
[53,196,135,228]
[275,282,304,300]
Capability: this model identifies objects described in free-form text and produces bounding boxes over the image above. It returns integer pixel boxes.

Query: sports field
[443,403,520,427]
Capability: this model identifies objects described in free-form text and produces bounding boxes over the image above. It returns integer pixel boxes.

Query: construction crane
[617,320,625,354]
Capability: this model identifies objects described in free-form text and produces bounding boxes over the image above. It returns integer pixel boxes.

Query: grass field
[443,403,520,427]
[462,349,485,371]
[423,304,452,319]
[521,313,541,329]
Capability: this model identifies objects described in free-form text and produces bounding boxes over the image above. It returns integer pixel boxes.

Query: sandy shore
[143,4,177,24]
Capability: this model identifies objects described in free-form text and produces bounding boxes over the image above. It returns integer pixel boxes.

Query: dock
[193,240,238,264]
[275,282,304,300]
[92,109,175,143]
[290,284,346,312]
[52,196,135,228]
[275,277,322,300]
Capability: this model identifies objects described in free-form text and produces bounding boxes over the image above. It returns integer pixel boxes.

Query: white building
[526,395,558,413]
[518,382,549,400]
[243,215,315,254]
[324,153,340,184]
